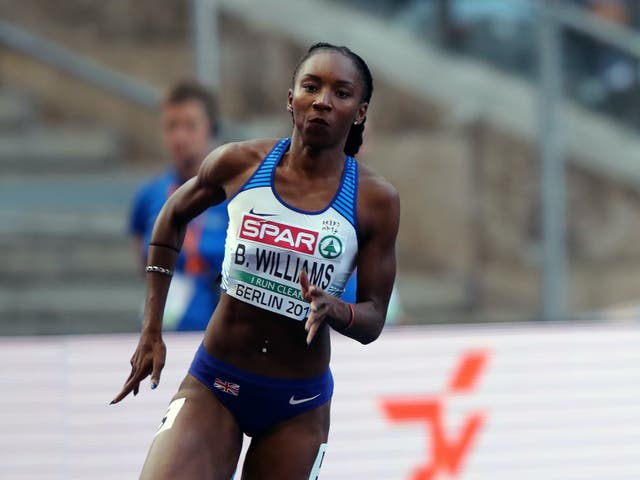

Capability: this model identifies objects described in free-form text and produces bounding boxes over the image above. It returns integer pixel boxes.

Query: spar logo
[380,351,490,480]
[239,215,318,255]
[319,235,342,259]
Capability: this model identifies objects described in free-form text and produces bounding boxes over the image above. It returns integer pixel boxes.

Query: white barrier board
[1,322,640,479]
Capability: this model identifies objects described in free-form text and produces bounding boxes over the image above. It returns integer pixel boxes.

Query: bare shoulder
[356,162,400,240]
[198,138,282,193]
[357,162,400,214]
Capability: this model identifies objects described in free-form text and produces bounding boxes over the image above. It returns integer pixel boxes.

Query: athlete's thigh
[241,402,330,480]
[139,374,243,480]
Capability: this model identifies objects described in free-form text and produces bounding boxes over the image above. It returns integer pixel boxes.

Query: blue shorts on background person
[129,80,227,331]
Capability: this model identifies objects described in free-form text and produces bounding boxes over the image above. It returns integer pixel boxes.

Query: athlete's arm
[344,174,400,343]
[303,171,400,345]
[111,142,256,404]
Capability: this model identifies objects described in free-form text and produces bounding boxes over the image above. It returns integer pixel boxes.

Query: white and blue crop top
[220,138,359,321]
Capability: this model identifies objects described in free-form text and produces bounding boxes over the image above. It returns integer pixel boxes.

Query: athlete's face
[288,52,368,150]
[161,99,212,180]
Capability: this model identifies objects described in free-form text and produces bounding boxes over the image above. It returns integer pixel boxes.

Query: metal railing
[0,20,162,109]
[537,0,566,322]
[0,0,222,109]
[192,0,221,92]
[537,0,640,321]
[550,1,640,59]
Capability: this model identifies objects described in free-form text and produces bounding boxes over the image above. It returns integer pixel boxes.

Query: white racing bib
[221,139,359,321]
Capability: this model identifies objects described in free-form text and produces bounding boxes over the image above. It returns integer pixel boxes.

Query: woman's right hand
[110,331,166,404]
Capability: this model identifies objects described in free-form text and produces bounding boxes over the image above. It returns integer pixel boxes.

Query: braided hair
[292,42,373,156]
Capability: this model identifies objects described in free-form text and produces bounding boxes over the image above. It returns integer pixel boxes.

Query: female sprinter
[112,42,400,479]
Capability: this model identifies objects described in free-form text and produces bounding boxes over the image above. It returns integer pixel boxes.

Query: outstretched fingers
[305,300,328,345]
[111,336,166,404]
[300,270,327,344]
[306,317,322,345]
[299,270,311,301]
[150,350,166,390]
[111,365,150,404]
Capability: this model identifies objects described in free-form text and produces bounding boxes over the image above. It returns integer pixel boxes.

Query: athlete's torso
[204,138,360,377]
[221,138,359,321]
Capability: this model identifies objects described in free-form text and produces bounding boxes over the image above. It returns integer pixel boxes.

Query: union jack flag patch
[214,378,240,396]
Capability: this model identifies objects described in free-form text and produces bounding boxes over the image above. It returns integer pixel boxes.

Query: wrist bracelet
[149,242,180,253]
[145,265,173,276]
[338,303,355,332]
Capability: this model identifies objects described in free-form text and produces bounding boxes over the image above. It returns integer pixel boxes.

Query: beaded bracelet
[145,265,173,277]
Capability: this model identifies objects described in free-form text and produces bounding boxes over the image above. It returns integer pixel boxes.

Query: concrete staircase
[0,89,145,335]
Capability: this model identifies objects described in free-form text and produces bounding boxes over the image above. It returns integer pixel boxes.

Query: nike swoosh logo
[289,393,321,405]
[249,208,277,217]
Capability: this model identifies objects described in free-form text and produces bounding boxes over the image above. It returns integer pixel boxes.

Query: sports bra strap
[241,138,291,192]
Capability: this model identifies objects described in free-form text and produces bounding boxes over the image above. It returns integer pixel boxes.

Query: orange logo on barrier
[380,351,489,480]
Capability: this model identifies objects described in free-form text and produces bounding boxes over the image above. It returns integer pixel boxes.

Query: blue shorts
[188,343,333,437]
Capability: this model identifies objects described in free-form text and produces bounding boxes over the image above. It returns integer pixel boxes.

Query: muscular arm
[344,174,400,344]
[112,140,274,403]
[305,171,400,345]
[142,143,252,337]
[140,176,218,336]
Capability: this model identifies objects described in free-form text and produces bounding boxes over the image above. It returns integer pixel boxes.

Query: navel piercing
[262,339,269,354]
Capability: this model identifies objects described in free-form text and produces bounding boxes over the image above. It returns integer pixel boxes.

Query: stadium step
[0,234,136,283]
[0,168,149,335]
[0,282,144,335]
[0,126,122,173]
[0,90,38,130]
[397,272,470,320]
[0,171,148,213]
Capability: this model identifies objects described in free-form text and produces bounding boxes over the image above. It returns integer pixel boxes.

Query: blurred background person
[129,81,228,331]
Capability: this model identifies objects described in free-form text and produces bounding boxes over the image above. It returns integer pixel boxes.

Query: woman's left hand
[299,270,348,345]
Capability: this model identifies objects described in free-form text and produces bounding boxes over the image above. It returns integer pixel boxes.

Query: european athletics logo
[380,351,490,480]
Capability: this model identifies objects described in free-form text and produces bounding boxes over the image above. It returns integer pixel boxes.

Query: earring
[354,121,359,125]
